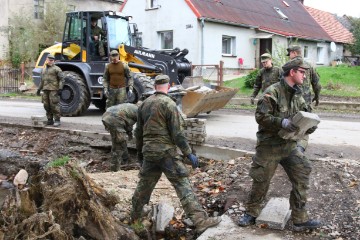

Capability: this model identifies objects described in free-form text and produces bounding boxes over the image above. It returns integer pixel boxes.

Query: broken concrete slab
[256,197,291,230]
[155,202,175,233]
[197,214,284,240]
[278,111,320,140]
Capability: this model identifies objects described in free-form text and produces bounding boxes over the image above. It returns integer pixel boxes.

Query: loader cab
[61,11,133,62]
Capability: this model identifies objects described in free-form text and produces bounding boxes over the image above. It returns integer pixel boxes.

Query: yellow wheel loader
[32,11,238,117]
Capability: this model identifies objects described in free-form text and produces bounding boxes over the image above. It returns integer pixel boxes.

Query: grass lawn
[224,65,360,98]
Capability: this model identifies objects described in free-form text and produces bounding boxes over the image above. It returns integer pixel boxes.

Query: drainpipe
[200,18,205,65]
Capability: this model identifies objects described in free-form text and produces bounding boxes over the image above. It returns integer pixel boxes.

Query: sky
[304,0,360,17]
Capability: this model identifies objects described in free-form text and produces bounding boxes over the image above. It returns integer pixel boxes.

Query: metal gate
[0,68,20,94]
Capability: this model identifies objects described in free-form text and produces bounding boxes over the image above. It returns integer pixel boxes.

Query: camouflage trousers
[106,87,127,109]
[102,118,129,171]
[131,152,207,221]
[42,90,61,120]
[245,142,312,224]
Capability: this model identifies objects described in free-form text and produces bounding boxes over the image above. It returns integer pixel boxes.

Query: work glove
[305,126,317,135]
[36,89,41,96]
[250,97,255,105]
[104,89,109,98]
[187,153,199,169]
[312,96,319,106]
[127,131,133,141]
[281,118,299,132]
[57,89,62,96]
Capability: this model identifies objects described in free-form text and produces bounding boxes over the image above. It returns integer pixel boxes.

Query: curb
[229,98,360,111]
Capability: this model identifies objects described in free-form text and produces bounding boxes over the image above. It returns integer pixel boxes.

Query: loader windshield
[106,16,131,48]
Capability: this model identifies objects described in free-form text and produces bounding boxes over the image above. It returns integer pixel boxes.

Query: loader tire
[60,71,90,116]
[130,73,154,103]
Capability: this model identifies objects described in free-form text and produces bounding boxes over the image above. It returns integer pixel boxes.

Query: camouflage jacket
[103,61,133,90]
[135,92,192,159]
[255,77,308,145]
[251,65,283,98]
[39,64,64,91]
[293,56,321,105]
[91,25,105,40]
[102,103,138,133]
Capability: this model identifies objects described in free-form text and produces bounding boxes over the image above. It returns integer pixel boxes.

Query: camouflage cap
[154,75,170,85]
[110,50,119,56]
[282,58,309,72]
[286,45,301,56]
[260,53,272,63]
[47,54,55,59]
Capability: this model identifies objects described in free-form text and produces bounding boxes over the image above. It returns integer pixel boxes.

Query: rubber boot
[47,119,54,125]
[238,213,256,227]
[293,219,322,231]
[53,119,61,127]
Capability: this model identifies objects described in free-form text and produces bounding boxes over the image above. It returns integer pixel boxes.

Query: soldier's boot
[238,213,256,227]
[53,119,61,127]
[47,119,54,125]
[111,151,121,172]
[193,216,222,233]
[293,219,322,232]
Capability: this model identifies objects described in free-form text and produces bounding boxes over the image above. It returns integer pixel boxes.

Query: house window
[317,47,325,64]
[34,0,44,19]
[274,7,288,20]
[222,36,236,55]
[159,31,173,49]
[147,0,159,9]
[304,46,308,58]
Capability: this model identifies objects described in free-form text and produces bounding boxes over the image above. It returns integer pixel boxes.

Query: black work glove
[281,118,299,132]
[306,126,317,135]
[312,96,319,106]
[57,89,62,96]
[187,153,199,169]
[36,89,41,96]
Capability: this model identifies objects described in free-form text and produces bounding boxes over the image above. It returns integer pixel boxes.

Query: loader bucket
[182,86,239,117]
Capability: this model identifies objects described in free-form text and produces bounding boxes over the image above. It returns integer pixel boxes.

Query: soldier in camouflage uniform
[102,50,133,109]
[131,75,221,233]
[238,59,321,232]
[287,45,322,151]
[102,103,138,171]
[287,45,321,108]
[37,54,64,127]
[89,17,106,58]
[250,53,283,104]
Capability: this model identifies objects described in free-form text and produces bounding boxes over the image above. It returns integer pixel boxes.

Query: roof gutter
[201,17,258,29]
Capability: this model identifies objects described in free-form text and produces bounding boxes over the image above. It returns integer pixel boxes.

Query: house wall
[123,0,200,64]
[0,0,10,61]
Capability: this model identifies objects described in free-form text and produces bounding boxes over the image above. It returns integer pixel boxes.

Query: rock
[156,202,175,233]
[13,169,28,187]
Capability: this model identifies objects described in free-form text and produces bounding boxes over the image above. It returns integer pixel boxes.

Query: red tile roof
[186,0,332,41]
[305,6,353,44]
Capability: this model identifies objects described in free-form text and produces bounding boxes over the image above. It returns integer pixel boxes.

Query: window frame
[303,46,309,59]
[222,35,236,56]
[158,31,173,50]
[34,0,44,19]
[146,0,159,10]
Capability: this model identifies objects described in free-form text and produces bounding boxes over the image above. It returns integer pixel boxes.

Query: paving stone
[256,197,291,230]
[278,111,320,140]
[155,202,174,233]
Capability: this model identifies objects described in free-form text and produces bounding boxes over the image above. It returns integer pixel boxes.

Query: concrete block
[256,197,291,230]
[31,115,47,121]
[278,111,320,140]
[156,202,175,233]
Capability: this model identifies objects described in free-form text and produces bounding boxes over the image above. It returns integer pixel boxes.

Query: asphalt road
[1,99,360,149]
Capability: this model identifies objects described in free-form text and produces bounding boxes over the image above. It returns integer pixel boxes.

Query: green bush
[244,69,259,88]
